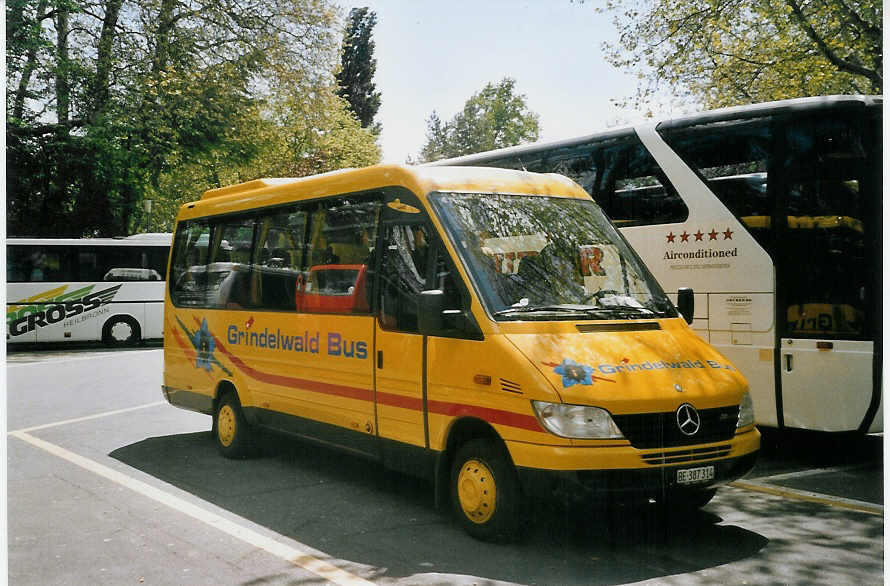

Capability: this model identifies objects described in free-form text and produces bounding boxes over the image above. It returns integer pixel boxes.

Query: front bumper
[516,450,757,501]
[508,428,760,501]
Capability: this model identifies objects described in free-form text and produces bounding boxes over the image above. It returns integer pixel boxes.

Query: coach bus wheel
[103,316,141,346]
[214,392,255,459]
[450,439,522,542]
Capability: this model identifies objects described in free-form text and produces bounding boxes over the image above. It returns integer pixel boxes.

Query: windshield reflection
[431,192,676,320]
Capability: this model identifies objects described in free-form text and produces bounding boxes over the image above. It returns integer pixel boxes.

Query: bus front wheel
[450,439,522,542]
[214,391,255,459]
[103,316,141,346]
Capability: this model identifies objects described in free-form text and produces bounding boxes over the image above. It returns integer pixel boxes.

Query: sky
[334,1,654,163]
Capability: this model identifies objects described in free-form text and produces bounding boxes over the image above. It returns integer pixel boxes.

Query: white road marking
[10,400,372,584]
[6,349,162,367]
[12,401,167,433]
[9,430,374,585]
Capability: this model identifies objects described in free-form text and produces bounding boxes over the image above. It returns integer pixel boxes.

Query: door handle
[377,350,383,369]
[784,354,793,373]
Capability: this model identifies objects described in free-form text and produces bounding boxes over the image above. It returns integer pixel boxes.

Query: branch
[784,0,882,88]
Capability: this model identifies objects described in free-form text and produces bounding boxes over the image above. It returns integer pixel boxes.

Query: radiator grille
[612,406,739,449]
[641,444,732,466]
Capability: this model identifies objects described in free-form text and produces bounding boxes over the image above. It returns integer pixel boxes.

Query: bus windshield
[430,192,676,320]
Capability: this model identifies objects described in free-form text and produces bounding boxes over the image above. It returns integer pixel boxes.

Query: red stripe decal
[375,391,424,411]
[189,316,540,433]
[428,400,542,432]
[169,322,196,362]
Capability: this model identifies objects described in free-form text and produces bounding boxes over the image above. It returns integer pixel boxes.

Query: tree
[6,0,381,237]
[336,7,381,132]
[601,0,882,109]
[419,78,540,162]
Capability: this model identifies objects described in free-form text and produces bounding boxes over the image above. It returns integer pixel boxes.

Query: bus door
[374,204,434,468]
[772,112,880,432]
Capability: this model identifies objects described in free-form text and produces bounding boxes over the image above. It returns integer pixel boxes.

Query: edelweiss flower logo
[543,358,615,388]
[175,316,232,376]
[553,358,594,387]
[193,318,215,371]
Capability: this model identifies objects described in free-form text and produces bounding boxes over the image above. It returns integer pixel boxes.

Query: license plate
[677,465,715,485]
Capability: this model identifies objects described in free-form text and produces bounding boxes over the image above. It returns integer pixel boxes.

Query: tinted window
[170,220,212,306]
[659,109,880,339]
[302,197,380,314]
[170,194,381,313]
[475,132,688,227]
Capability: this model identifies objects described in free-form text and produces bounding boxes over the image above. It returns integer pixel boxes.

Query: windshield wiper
[493,304,594,316]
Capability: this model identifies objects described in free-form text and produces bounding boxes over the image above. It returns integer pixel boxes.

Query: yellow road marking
[730,480,883,516]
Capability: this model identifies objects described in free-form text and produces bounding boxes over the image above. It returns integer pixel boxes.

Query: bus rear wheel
[450,439,522,542]
[214,391,255,459]
[103,316,141,346]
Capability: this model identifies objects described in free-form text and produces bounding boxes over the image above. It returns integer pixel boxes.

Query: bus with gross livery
[7,233,171,346]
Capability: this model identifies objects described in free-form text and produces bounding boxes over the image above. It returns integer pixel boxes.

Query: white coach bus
[7,233,171,346]
[430,95,882,433]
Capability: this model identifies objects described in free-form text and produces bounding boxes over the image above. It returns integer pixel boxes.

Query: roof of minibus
[180,165,586,219]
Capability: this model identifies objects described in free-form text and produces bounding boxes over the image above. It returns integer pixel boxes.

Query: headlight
[737,391,755,428]
[531,401,624,439]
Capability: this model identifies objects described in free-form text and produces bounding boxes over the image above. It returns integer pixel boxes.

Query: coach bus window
[7,246,70,282]
[778,114,874,339]
[658,117,775,252]
[480,133,688,227]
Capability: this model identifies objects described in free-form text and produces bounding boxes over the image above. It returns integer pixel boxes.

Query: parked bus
[162,165,759,540]
[429,95,882,434]
[7,233,171,345]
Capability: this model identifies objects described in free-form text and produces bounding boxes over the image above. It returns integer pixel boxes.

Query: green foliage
[601,0,882,109]
[419,78,540,162]
[6,0,381,237]
[336,7,382,132]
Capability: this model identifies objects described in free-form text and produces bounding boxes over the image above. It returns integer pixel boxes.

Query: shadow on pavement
[110,430,769,585]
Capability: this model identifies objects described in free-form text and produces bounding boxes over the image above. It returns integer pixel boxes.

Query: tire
[103,316,141,346]
[214,391,255,459]
[450,439,523,542]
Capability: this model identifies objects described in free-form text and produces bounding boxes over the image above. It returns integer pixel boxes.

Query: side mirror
[418,289,445,334]
[678,287,694,324]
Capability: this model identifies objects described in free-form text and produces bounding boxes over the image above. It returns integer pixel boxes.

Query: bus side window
[170,220,211,306]
[252,207,306,311]
[592,139,688,226]
[303,196,380,314]
[378,223,431,332]
[208,215,258,309]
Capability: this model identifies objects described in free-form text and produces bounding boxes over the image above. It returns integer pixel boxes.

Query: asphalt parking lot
[6,347,884,585]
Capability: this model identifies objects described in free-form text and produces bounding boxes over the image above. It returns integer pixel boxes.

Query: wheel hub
[217,404,236,447]
[457,459,496,524]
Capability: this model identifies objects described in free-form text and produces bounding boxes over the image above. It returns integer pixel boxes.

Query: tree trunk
[90,0,124,119]
[55,2,69,127]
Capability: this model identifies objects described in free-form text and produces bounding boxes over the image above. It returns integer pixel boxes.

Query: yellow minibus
[162,165,759,541]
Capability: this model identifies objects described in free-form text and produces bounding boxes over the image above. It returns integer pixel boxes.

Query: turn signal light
[473,374,492,386]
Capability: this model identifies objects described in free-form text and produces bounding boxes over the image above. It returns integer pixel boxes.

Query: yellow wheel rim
[457,458,497,524]
[217,404,236,447]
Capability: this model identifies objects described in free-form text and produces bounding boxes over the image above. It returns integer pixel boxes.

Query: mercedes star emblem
[676,403,701,436]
